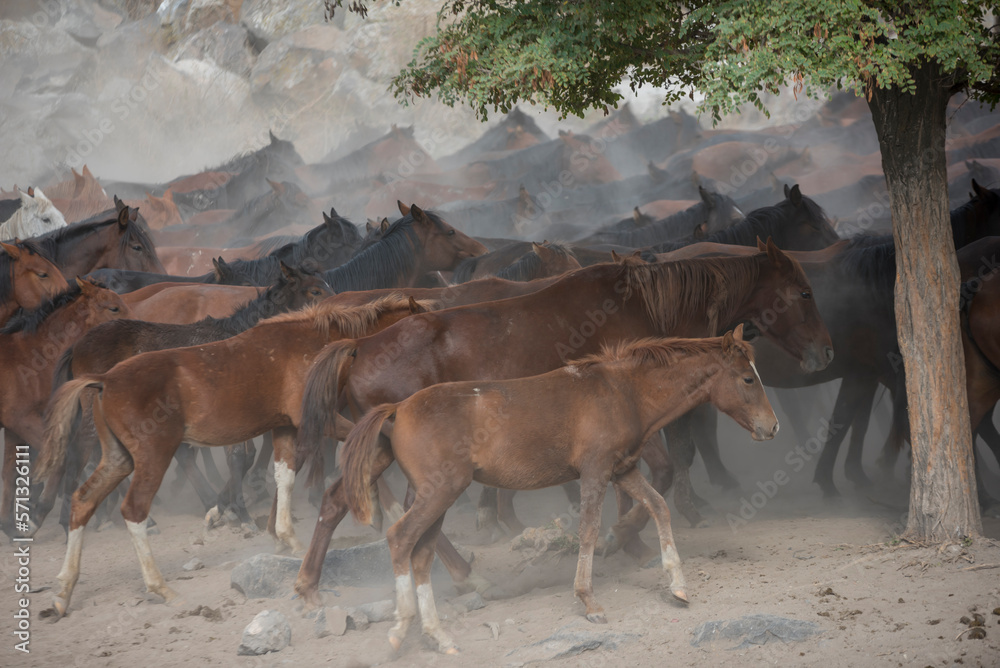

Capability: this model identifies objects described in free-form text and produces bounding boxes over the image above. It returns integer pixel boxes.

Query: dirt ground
[4,413,1000,668]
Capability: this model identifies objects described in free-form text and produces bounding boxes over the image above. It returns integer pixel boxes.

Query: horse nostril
[825,346,835,362]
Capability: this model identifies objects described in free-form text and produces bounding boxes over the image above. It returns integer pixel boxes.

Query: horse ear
[322,211,332,224]
[698,185,713,207]
[397,200,410,216]
[765,237,791,268]
[611,250,622,263]
[269,129,278,144]
[721,328,735,355]
[787,183,803,206]
[407,296,424,314]
[328,205,338,218]
[83,165,94,178]
[117,205,130,228]
[693,221,708,239]
[409,204,425,221]
[632,206,642,224]
[267,179,285,196]
[0,241,20,259]
[163,188,174,202]
[279,261,295,279]
[756,237,767,252]
[380,218,390,233]
[365,220,375,233]
[114,194,125,212]
[732,323,745,342]
[972,179,988,199]
[783,183,790,198]
[531,241,544,255]
[75,276,98,294]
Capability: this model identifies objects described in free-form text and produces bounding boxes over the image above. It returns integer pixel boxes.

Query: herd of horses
[3,97,1000,653]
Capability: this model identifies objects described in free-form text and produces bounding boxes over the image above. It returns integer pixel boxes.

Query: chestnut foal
[340,326,776,654]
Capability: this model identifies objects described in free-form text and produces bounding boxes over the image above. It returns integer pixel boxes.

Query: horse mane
[321,211,444,292]
[262,294,435,337]
[31,214,157,265]
[571,335,754,369]
[620,256,761,335]
[835,234,896,315]
[0,283,82,335]
[495,242,575,281]
[590,201,711,247]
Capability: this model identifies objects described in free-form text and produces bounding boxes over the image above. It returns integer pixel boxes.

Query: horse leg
[175,443,218,512]
[294,445,397,609]
[227,441,256,528]
[813,375,868,497]
[574,467,612,624]
[265,427,304,554]
[602,434,666,561]
[496,489,526,535]
[614,467,687,602]
[475,487,505,541]
[664,413,707,528]
[844,377,878,488]
[0,431,18,536]
[691,405,738,490]
[48,428,134,618]
[245,431,273,505]
[410,514,459,654]
[399,479,474,586]
[27,459,65,536]
[199,447,225,489]
[119,456,180,605]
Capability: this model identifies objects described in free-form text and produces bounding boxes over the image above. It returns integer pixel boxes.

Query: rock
[352,599,395,624]
[249,36,342,105]
[172,22,256,76]
[690,614,822,650]
[230,553,301,599]
[315,606,348,638]
[184,0,235,33]
[345,608,369,631]
[238,609,291,656]
[240,0,325,47]
[451,592,486,612]
[505,623,639,665]
[183,557,205,571]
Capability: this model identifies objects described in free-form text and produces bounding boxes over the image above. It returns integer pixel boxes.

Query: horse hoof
[455,573,493,595]
[388,634,404,652]
[599,531,621,558]
[586,612,608,624]
[672,589,689,603]
[42,598,68,620]
[440,645,460,655]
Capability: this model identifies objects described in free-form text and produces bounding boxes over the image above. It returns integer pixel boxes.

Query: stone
[451,592,486,612]
[183,557,205,571]
[690,614,822,650]
[184,0,235,33]
[240,0,324,47]
[314,606,348,638]
[505,623,639,665]
[352,599,395,624]
[172,22,256,76]
[345,608,369,631]
[249,36,342,105]
[237,609,291,655]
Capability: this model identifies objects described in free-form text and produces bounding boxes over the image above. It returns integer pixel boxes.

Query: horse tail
[51,345,75,390]
[37,377,103,479]
[342,403,397,525]
[296,339,358,486]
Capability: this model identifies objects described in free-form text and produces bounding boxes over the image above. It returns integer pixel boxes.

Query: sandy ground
[4,412,1000,668]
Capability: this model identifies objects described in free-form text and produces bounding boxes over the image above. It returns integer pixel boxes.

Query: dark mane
[834,234,896,316]
[584,201,712,247]
[1,283,81,335]
[571,335,754,369]
[321,212,436,292]
[652,194,831,252]
[621,255,762,335]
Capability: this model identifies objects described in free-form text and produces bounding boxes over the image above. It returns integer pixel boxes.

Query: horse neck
[213,287,286,335]
[612,352,723,435]
[53,231,108,277]
[324,227,420,292]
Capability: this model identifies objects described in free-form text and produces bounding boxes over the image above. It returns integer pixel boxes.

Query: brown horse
[123,283,263,324]
[451,241,582,283]
[292,241,832,605]
[0,239,70,325]
[36,296,431,618]
[0,280,131,536]
[340,328,775,653]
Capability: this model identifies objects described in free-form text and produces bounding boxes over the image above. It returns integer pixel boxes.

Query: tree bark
[868,60,982,541]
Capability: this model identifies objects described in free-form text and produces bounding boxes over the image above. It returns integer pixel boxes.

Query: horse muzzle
[799,344,834,373]
[752,419,780,441]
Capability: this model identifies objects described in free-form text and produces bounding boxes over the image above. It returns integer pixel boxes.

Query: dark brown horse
[0,280,131,536]
[292,242,832,606]
[36,295,431,619]
[0,239,69,325]
[340,328,775,653]
[451,241,582,283]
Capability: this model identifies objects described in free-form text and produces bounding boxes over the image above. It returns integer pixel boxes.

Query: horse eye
[447,229,456,236]
[800,291,812,299]
[131,244,143,251]
[36,272,48,278]
[743,376,755,385]
[108,306,120,313]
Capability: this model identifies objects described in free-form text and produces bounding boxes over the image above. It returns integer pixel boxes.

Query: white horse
[0,187,68,240]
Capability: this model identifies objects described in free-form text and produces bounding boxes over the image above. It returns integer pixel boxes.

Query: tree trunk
[868,61,982,541]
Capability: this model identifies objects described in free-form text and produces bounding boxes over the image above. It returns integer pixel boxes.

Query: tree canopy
[326,1,1000,121]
